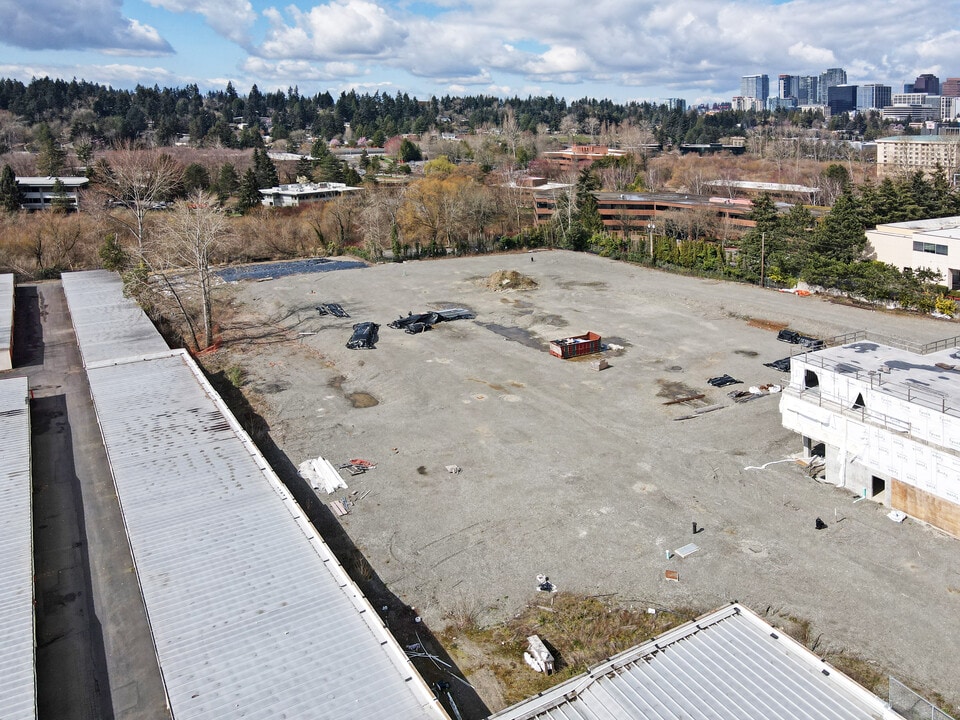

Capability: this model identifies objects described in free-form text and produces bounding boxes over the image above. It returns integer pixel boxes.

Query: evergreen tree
[252,148,278,188]
[237,168,262,212]
[214,163,239,204]
[35,123,66,176]
[810,189,867,263]
[574,168,603,237]
[0,164,21,212]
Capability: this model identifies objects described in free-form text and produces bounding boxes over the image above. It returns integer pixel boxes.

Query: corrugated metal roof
[0,273,13,368]
[61,270,170,367]
[491,604,903,720]
[85,351,446,720]
[0,376,36,720]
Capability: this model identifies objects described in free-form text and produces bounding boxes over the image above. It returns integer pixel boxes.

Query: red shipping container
[549,332,602,359]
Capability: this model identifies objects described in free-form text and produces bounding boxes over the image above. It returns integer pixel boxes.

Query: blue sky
[0,0,956,104]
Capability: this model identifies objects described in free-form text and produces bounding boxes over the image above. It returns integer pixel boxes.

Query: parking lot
[220,250,960,710]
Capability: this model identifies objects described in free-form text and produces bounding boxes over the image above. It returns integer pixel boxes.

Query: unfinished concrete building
[780,337,960,537]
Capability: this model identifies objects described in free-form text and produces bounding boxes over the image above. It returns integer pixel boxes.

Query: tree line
[0,75,864,152]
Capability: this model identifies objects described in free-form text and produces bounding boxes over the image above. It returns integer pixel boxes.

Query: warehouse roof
[491,604,902,720]
[0,376,36,720]
[84,350,445,720]
[61,270,170,367]
[0,274,12,370]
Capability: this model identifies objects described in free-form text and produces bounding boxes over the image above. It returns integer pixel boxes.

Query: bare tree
[161,190,229,349]
[97,144,184,254]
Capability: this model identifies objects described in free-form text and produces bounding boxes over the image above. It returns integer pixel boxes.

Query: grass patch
[439,592,698,707]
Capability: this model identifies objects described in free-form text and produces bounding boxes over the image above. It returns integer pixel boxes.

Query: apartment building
[875,135,960,180]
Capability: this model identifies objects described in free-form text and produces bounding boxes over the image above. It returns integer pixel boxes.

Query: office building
[913,73,940,94]
[819,68,847,103]
[827,84,858,115]
[942,78,960,97]
[778,74,799,99]
[797,75,819,105]
[857,84,892,112]
[740,74,770,102]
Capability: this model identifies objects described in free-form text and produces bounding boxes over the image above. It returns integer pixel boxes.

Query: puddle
[477,322,548,352]
[347,391,379,408]
[555,279,609,291]
[217,257,366,282]
[656,379,702,400]
[734,350,759,357]
[533,313,568,327]
[255,381,290,394]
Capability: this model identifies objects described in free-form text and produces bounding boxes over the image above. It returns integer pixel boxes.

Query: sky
[0,0,957,105]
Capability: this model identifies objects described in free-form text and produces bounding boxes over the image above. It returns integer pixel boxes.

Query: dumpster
[549,332,602,359]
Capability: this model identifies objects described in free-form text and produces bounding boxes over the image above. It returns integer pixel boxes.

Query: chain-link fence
[889,677,956,720]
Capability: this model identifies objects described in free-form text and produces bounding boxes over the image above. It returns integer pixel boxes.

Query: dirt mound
[484,270,538,291]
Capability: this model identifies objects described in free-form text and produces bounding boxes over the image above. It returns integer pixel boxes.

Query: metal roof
[61,270,170,367]
[84,351,446,720]
[0,274,12,368]
[0,376,36,720]
[491,604,903,720]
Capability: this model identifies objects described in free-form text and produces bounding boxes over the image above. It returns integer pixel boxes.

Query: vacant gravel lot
[220,250,960,711]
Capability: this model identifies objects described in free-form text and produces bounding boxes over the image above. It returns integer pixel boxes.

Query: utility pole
[760,231,765,288]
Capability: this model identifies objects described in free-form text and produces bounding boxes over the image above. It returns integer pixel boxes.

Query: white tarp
[298,456,348,494]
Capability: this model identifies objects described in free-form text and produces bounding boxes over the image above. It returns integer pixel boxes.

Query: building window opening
[804,369,819,390]
[852,392,865,410]
[871,476,886,499]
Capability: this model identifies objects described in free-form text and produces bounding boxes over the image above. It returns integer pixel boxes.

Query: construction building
[780,335,960,538]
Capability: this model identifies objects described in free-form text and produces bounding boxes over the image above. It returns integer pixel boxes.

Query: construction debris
[662,394,705,406]
[338,458,377,475]
[675,543,700,558]
[536,574,557,592]
[707,374,741,387]
[299,456,348,494]
[523,635,555,675]
[389,308,474,334]
[764,357,792,372]
[445,465,462,474]
[550,332,602,359]
[484,270,538,291]
[346,322,379,349]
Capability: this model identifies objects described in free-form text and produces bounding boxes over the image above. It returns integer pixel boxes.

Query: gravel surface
[221,250,960,711]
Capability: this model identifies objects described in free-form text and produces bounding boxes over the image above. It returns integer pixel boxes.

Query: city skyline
[0,0,956,105]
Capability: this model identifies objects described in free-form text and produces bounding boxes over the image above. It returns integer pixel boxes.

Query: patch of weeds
[225,364,246,388]
[440,592,698,707]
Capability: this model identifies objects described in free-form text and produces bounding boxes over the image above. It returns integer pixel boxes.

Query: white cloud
[145,0,257,45]
[0,0,172,54]
[787,42,837,68]
[257,0,408,59]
